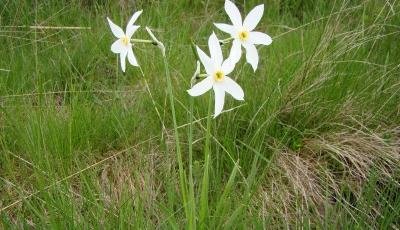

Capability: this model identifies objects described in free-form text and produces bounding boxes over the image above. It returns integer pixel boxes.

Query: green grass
[1,0,399,228]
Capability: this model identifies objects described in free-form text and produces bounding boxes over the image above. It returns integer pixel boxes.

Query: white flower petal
[225,0,242,29]
[243,4,264,31]
[214,23,236,36]
[243,43,259,72]
[209,33,223,67]
[127,48,139,67]
[196,46,214,75]
[213,85,225,118]
[221,57,236,75]
[227,39,242,64]
[111,40,124,54]
[249,31,272,45]
[126,25,140,38]
[187,76,213,97]
[221,76,244,100]
[107,17,125,38]
[120,50,128,72]
[126,10,143,31]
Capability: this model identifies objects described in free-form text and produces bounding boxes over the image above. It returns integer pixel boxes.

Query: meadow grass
[1,0,399,228]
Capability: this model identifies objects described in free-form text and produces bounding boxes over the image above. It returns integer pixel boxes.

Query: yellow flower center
[121,36,130,46]
[238,30,249,41]
[214,70,225,82]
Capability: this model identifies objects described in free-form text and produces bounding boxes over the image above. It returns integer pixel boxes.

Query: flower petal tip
[250,63,258,72]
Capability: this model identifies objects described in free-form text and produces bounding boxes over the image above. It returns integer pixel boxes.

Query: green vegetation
[1,0,399,228]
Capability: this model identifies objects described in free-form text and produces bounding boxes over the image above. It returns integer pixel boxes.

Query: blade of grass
[214,160,239,228]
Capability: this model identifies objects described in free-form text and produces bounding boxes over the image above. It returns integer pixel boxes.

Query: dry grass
[254,122,400,226]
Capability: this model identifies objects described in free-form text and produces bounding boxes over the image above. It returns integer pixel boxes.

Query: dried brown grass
[255,124,399,225]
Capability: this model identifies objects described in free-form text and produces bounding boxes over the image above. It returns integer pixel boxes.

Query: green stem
[188,96,196,229]
[199,92,213,229]
[204,93,213,164]
[130,38,157,45]
[139,67,167,139]
[219,37,234,44]
[162,49,189,221]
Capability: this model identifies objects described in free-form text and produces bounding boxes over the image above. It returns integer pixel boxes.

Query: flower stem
[161,45,189,220]
[219,37,234,45]
[130,38,157,45]
[199,92,213,228]
[187,95,196,229]
[138,67,167,138]
[146,27,190,224]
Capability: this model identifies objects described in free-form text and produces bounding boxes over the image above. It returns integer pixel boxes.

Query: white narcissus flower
[187,33,244,118]
[107,10,142,72]
[215,0,272,72]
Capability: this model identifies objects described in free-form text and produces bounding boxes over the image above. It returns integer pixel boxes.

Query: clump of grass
[254,124,399,226]
[1,0,399,228]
